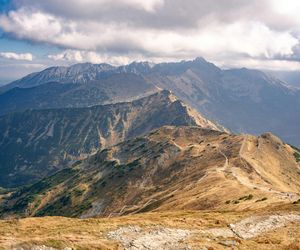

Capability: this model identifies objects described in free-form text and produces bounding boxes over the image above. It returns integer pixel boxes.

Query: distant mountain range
[1,57,299,147]
[268,70,300,89]
[0,73,159,115]
[0,90,223,187]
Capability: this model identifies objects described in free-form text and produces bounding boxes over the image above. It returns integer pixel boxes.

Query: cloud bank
[1,0,300,69]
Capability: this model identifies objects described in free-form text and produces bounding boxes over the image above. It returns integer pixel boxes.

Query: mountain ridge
[0,73,159,115]
[1,57,299,146]
[1,125,299,218]
[0,57,289,91]
[0,90,223,187]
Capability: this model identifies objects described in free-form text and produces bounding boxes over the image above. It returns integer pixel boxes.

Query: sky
[1,0,300,84]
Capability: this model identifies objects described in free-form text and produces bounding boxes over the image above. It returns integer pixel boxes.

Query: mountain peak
[193,56,208,63]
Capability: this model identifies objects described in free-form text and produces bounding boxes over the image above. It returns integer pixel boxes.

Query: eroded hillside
[0,90,222,187]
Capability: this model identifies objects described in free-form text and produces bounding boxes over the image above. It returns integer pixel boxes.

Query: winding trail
[232,135,300,200]
[217,149,228,172]
[233,135,282,194]
[108,199,158,218]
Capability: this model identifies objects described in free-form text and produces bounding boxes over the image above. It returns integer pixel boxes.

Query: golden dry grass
[1,126,299,249]
[0,203,299,249]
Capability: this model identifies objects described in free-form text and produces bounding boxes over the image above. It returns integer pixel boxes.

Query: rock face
[1,57,299,146]
[0,90,222,187]
[2,126,299,218]
[107,226,191,250]
[229,214,300,239]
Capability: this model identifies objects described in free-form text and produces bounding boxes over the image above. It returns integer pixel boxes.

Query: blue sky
[0,0,61,84]
[0,0,48,55]
[0,1,58,55]
[1,0,300,85]
[0,0,11,13]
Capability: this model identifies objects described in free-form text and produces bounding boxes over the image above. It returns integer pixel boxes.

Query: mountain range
[0,57,300,249]
[0,90,223,187]
[0,73,158,115]
[1,57,299,147]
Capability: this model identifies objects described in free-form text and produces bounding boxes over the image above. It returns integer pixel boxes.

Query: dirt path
[108,199,158,217]
[235,135,300,200]
[217,149,228,172]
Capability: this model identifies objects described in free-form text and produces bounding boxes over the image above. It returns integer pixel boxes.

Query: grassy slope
[0,204,299,250]
[1,126,300,219]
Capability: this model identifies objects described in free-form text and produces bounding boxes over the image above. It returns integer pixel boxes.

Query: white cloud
[18,0,165,14]
[1,0,300,71]
[100,0,164,12]
[215,58,300,71]
[1,8,297,59]
[0,9,70,45]
[0,52,33,61]
[48,50,147,65]
[268,0,300,29]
